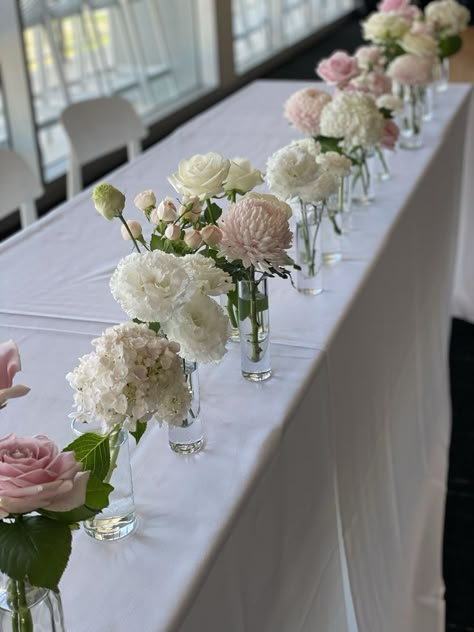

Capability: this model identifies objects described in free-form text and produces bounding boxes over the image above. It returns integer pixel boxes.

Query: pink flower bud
[200,225,223,247]
[165,224,181,241]
[121,220,142,240]
[180,196,202,221]
[157,197,177,222]
[184,229,203,249]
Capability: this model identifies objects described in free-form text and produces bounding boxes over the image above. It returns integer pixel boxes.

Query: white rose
[362,12,411,43]
[121,220,142,240]
[242,192,293,219]
[92,183,125,220]
[223,158,263,194]
[134,189,156,212]
[401,31,439,56]
[157,197,177,222]
[168,152,230,200]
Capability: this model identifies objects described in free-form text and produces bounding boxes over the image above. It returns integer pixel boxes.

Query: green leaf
[0,517,72,590]
[204,202,222,224]
[147,321,161,334]
[62,432,110,481]
[238,294,269,321]
[439,34,462,59]
[314,135,343,153]
[130,420,147,444]
[150,234,166,251]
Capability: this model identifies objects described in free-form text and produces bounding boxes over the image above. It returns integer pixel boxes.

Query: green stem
[248,266,262,363]
[226,296,238,330]
[117,214,141,253]
[7,577,33,632]
[376,145,389,176]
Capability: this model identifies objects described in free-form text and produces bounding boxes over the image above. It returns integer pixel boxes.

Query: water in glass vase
[72,420,137,542]
[168,361,204,454]
[351,148,376,206]
[295,201,323,294]
[220,292,239,342]
[238,274,271,381]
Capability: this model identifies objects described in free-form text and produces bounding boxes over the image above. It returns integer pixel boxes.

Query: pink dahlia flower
[316,51,359,86]
[387,54,434,85]
[219,198,293,271]
[382,119,400,150]
[283,87,332,136]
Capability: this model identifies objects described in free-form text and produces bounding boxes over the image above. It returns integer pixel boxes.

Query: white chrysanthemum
[266,143,338,203]
[376,94,404,112]
[110,251,193,323]
[162,292,231,363]
[319,92,384,150]
[67,322,191,431]
[316,152,352,178]
[362,11,411,43]
[182,253,234,296]
[425,0,470,36]
[242,192,293,218]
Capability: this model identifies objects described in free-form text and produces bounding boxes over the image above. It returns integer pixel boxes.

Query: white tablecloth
[0,80,471,631]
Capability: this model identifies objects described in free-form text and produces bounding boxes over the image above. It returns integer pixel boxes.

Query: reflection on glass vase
[327,175,352,233]
[72,420,137,541]
[295,201,323,295]
[375,145,392,182]
[420,84,434,121]
[436,57,449,93]
[399,84,424,149]
[322,207,342,264]
[238,273,271,381]
[168,361,204,454]
[350,148,376,206]
[220,292,239,342]
[0,574,65,632]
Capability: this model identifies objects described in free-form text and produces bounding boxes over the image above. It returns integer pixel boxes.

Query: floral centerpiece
[0,341,112,629]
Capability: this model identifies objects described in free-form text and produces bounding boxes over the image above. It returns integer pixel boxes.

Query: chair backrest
[0,148,43,226]
[60,96,146,166]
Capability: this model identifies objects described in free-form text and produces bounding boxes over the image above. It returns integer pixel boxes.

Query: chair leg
[67,156,82,200]
[127,140,141,161]
[19,201,38,228]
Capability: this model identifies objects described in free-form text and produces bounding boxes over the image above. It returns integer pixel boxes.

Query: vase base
[323,252,342,265]
[436,83,448,93]
[169,437,204,454]
[297,286,323,296]
[378,172,391,182]
[229,330,240,343]
[352,196,374,207]
[400,140,423,150]
[242,368,272,382]
[84,512,137,542]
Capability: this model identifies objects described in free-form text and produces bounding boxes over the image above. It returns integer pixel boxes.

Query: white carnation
[110,251,193,323]
[266,143,339,203]
[182,253,234,296]
[162,292,231,363]
[289,138,322,157]
[67,322,191,431]
[319,92,385,150]
[362,11,411,43]
[425,0,471,36]
[316,152,352,178]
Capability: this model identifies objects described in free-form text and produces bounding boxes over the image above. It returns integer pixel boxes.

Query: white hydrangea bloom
[162,292,231,363]
[266,142,339,203]
[319,92,384,151]
[67,322,191,431]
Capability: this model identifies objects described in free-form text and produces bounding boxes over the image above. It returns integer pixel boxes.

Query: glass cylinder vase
[398,84,424,149]
[327,174,352,233]
[420,83,435,122]
[435,57,449,93]
[350,148,376,206]
[322,207,342,265]
[0,574,65,632]
[295,202,323,295]
[375,145,392,182]
[168,361,204,454]
[220,292,239,342]
[72,420,137,542]
[238,273,271,381]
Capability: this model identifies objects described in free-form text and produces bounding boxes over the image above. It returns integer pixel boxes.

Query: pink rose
[316,51,359,86]
[0,341,30,407]
[346,71,392,98]
[200,225,223,247]
[377,0,420,19]
[387,54,434,85]
[0,434,89,517]
[382,119,400,150]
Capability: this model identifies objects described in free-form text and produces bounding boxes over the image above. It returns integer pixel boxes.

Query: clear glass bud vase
[238,273,271,381]
[420,83,435,121]
[220,293,239,342]
[168,361,204,454]
[375,145,392,182]
[0,573,65,632]
[327,175,352,233]
[295,202,323,295]
[399,84,424,149]
[72,420,137,542]
[322,206,342,264]
[350,148,376,206]
[436,57,449,93]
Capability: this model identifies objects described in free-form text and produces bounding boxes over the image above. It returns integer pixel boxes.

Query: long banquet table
[0,80,472,632]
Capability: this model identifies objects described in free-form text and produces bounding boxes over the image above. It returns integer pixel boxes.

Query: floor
[265,20,474,632]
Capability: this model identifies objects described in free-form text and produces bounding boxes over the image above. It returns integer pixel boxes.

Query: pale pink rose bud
[200,225,223,247]
[149,207,160,225]
[157,197,177,222]
[121,220,142,240]
[184,229,203,249]
[134,189,156,211]
[165,224,181,241]
[180,196,202,221]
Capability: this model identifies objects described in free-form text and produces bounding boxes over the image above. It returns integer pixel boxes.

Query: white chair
[0,149,43,228]
[60,95,146,199]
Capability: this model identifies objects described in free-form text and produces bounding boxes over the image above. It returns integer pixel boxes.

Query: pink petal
[45,471,90,512]
[0,341,21,390]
